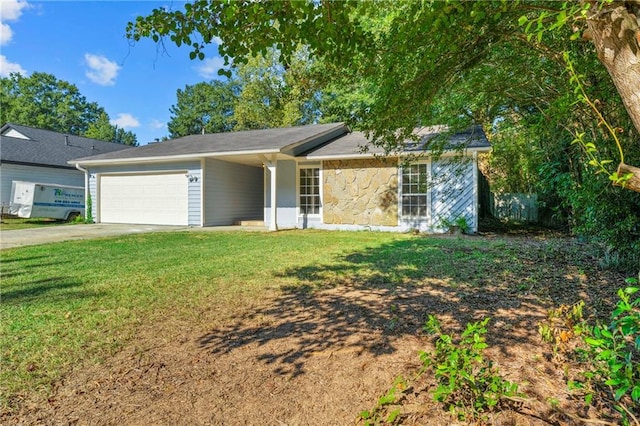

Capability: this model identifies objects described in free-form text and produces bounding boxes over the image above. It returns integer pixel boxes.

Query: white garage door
[99,173,189,225]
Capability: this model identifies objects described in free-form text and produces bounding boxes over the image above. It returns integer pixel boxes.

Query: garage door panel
[100,173,189,225]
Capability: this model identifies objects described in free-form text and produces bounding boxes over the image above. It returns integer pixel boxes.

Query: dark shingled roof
[1,123,132,169]
[305,125,491,159]
[72,122,348,163]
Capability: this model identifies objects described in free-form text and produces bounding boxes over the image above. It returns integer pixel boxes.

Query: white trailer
[9,181,85,220]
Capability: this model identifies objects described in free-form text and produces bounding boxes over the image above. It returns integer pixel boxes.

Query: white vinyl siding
[203,158,263,226]
[398,157,477,233]
[430,158,475,231]
[0,163,84,210]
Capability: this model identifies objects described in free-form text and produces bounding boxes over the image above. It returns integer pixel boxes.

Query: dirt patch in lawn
[3,233,632,425]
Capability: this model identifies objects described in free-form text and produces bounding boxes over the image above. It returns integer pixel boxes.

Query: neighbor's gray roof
[305,125,491,159]
[72,122,348,164]
[0,123,132,169]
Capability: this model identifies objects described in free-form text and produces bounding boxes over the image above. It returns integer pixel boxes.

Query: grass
[0,229,598,413]
[0,217,72,230]
[0,230,410,408]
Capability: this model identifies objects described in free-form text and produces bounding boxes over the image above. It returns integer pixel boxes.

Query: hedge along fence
[490,193,538,223]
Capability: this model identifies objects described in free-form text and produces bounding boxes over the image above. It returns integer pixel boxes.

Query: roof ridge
[1,122,129,146]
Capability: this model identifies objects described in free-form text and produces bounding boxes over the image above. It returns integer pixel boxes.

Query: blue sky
[1,0,226,144]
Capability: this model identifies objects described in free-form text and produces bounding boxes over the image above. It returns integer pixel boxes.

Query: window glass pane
[299,167,320,215]
[401,163,429,217]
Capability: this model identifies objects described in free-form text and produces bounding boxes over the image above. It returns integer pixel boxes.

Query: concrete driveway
[0,223,268,250]
[0,224,191,250]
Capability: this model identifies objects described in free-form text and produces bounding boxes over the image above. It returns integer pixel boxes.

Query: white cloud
[0,54,26,76]
[0,21,13,45]
[149,119,166,129]
[0,0,31,45]
[84,53,121,86]
[110,113,140,129]
[0,0,30,20]
[195,56,226,79]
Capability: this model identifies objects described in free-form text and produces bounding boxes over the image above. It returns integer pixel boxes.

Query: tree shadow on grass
[1,261,68,280]
[198,235,622,378]
[1,277,102,305]
[0,255,50,264]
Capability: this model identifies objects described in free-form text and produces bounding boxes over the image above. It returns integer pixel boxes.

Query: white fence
[490,193,538,222]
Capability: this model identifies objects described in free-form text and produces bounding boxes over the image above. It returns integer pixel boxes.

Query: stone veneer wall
[322,158,398,226]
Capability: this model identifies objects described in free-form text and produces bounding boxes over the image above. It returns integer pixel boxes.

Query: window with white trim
[299,167,320,215]
[401,163,428,217]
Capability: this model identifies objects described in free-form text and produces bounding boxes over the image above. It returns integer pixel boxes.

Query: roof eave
[281,123,348,156]
[2,159,77,169]
[305,146,491,161]
[69,148,283,166]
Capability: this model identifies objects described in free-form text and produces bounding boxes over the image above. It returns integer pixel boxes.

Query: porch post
[267,161,278,231]
[472,151,478,234]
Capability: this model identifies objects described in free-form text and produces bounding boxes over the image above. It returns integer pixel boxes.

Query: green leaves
[0,72,107,136]
[572,284,640,421]
[518,15,528,26]
[168,80,238,137]
[419,316,523,421]
[360,375,407,425]
[364,316,523,423]
[519,2,589,45]
[84,112,138,146]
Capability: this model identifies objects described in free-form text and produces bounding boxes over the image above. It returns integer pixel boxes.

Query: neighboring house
[69,122,491,233]
[0,123,132,213]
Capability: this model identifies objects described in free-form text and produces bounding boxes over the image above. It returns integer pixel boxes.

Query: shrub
[539,279,640,424]
[359,316,522,424]
[575,281,640,424]
[420,316,522,422]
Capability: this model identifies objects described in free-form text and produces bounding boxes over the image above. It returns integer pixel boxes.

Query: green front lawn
[1,217,72,230]
[1,230,411,407]
[0,230,598,413]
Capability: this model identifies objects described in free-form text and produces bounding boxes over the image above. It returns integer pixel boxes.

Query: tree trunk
[586,1,640,135]
[616,162,640,192]
[585,1,640,193]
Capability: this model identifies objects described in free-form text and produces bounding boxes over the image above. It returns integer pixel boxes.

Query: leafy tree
[316,78,374,128]
[127,0,640,189]
[168,49,320,136]
[84,112,138,146]
[113,127,138,146]
[232,52,284,130]
[84,112,116,141]
[233,47,321,130]
[168,80,238,137]
[0,72,105,135]
[127,1,640,266]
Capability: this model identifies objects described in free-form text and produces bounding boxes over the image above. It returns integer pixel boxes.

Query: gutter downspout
[75,163,90,222]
